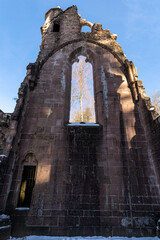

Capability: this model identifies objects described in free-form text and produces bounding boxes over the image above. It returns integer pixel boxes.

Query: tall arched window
[69,56,95,123]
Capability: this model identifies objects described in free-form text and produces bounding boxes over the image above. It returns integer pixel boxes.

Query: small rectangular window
[17,166,36,207]
[53,23,60,32]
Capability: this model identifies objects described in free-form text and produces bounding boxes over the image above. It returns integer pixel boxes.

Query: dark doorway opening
[17,166,36,207]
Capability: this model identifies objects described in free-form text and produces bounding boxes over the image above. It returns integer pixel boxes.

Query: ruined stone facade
[0,110,10,199]
[0,110,10,155]
[0,6,160,238]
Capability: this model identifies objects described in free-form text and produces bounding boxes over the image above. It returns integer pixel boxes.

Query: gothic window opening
[53,22,60,32]
[69,56,96,123]
[17,166,36,207]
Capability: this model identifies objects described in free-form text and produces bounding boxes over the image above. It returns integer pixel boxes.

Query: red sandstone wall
[1,6,160,237]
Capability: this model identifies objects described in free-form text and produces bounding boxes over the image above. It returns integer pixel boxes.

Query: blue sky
[0,0,160,113]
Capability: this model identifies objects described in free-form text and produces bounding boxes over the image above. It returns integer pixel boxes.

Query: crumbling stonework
[0,5,160,238]
[0,110,10,155]
[0,110,10,208]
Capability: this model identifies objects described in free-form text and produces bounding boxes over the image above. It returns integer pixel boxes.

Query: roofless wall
[0,5,160,238]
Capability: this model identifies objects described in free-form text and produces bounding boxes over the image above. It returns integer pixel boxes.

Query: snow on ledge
[0,225,11,229]
[67,122,100,127]
[15,207,30,210]
[155,114,160,120]
[0,214,10,221]
[9,236,159,240]
[0,154,7,158]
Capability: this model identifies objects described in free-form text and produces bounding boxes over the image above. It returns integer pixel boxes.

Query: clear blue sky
[0,0,160,113]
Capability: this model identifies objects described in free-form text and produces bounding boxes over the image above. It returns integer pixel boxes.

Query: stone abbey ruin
[0,5,160,239]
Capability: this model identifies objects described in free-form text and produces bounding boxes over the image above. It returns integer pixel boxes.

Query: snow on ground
[9,236,159,240]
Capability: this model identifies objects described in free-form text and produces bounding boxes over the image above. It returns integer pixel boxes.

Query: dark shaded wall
[0,110,10,213]
[0,110,10,155]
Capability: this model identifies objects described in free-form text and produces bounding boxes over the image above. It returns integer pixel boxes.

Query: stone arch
[37,40,127,125]
[67,46,100,124]
[38,39,125,73]
[69,46,96,65]
[80,19,93,29]
[22,152,38,166]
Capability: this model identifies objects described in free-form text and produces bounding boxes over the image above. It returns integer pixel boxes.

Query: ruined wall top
[45,7,63,21]
[33,5,159,120]
[38,5,126,64]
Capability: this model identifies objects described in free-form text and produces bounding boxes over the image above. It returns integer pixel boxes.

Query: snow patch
[38,196,44,216]
[0,225,11,229]
[148,148,160,195]
[101,65,108,118]
[108,63,114,78]
[9,236,159,240]
[0,214,10,221]
[155,114,160,120]
[68,122,100,127]
[121,217,132,227]
[61,70,66,93]
[121,217,155,228]
[15,208,30,210]
[0,154,7,164]
[0,154,7,158]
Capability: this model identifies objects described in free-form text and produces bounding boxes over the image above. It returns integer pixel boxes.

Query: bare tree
[70,56,95,122]
[72,107,95,122]
[151,91,160,114]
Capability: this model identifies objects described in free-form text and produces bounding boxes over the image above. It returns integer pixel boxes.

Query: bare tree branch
[70,57,95,122]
